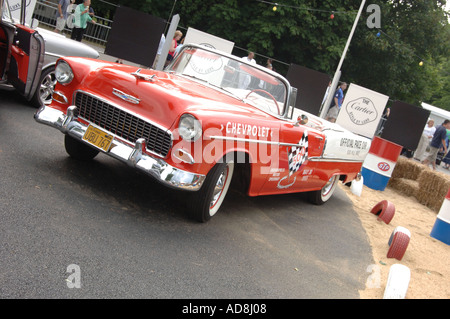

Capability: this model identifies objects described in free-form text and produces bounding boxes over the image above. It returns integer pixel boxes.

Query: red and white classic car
[35,44,371,222]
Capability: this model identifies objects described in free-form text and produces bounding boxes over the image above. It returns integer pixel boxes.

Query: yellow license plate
[82,125,113,152]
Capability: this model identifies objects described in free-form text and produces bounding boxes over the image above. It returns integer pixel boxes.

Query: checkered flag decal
[288,131,308,177]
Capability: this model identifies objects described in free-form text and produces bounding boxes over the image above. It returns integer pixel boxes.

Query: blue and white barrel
[361,137,403,191]
[430,187,450,245]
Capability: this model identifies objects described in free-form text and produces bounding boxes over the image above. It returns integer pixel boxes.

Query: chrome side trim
[308,156,364,163]
[211,136,362,163]
[43,52,64,60]
[209,135,301,148]
[34,105,205,191]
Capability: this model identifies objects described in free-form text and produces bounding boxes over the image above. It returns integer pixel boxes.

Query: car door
[0,0,44,100]
[8,23,44,100]
[275,123,326,191]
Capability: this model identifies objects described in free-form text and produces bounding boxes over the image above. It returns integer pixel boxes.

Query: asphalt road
[0,89,373,299]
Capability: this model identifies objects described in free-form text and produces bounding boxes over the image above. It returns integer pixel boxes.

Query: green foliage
[430,59,450,111]
[343,0,449,106]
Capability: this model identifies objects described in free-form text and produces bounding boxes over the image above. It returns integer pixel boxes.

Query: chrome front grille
[74,92,172,157]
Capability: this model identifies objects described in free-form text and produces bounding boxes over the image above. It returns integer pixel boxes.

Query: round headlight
[55,60,74,85]
[178,114,202,142]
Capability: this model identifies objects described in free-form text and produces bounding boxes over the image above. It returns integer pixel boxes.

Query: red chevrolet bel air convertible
[35,44,371,222]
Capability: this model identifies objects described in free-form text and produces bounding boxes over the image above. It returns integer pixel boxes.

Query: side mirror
[294,114,308,126]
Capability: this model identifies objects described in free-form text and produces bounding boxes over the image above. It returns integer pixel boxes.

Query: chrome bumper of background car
[34,105,205,191]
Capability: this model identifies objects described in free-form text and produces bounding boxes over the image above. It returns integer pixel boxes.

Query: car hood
[78,61,278,130]
[37,28,99,59]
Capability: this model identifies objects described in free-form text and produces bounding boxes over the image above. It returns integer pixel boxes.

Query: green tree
[431,59,450,111]
[343,0,449,106]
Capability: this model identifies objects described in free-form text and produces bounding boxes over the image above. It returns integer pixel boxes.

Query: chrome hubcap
[210,166,228,209]
[40,72,56,105]
[322,176,337,196]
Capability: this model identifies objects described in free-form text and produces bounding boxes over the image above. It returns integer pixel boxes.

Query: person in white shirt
[239,51,256,90]
[414,119,436,161]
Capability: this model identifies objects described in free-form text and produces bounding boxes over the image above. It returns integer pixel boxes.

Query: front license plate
[82,125,113,152]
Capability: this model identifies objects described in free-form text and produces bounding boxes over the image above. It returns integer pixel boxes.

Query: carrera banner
[336,83,389,139]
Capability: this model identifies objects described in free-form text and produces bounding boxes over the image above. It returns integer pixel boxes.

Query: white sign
[336,83,389,138]
[184,27,234,54]
[8,0,37,26]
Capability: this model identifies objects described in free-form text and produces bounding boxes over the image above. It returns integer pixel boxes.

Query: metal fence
[32,0,114,46]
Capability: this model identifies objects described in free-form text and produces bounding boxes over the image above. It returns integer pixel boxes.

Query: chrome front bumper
[34,105,205,191]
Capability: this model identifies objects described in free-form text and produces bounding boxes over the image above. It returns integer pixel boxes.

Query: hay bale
[388,178,420,198]
[390,156,423,180]
[416,169,450,212]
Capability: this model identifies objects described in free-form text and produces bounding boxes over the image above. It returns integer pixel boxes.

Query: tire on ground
[308,175,339,205]
[188,158,234,223]
[387,226,411,261]
[370,200,395,224]
[64,134,99,161]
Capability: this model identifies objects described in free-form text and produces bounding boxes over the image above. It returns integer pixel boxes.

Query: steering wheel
[245,89,281,115]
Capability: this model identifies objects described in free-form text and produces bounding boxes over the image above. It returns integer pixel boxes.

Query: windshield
[168,45,288,116]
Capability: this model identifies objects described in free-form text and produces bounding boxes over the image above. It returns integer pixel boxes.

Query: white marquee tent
[421,102,450,125]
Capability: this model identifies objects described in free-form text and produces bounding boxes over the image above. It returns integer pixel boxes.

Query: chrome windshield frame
[166,44,295,120]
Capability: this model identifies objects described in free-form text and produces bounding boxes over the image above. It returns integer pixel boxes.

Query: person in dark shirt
[326,82,347,123]
[422,120,450,170]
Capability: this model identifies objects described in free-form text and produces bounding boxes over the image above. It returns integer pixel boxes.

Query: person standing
[326,82,347,123]
[70,0,96,42]
[88,5,95,18]
[443,130,450,169]
[242,51,256,64]
[54,0,70,34]
[165,30,183,66]
[238,51,256,90]
[422,120,450,170]
[414,119,435,161]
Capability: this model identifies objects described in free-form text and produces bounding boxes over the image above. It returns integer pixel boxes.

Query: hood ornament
[131,68,158,82]
[113,88,140,104]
